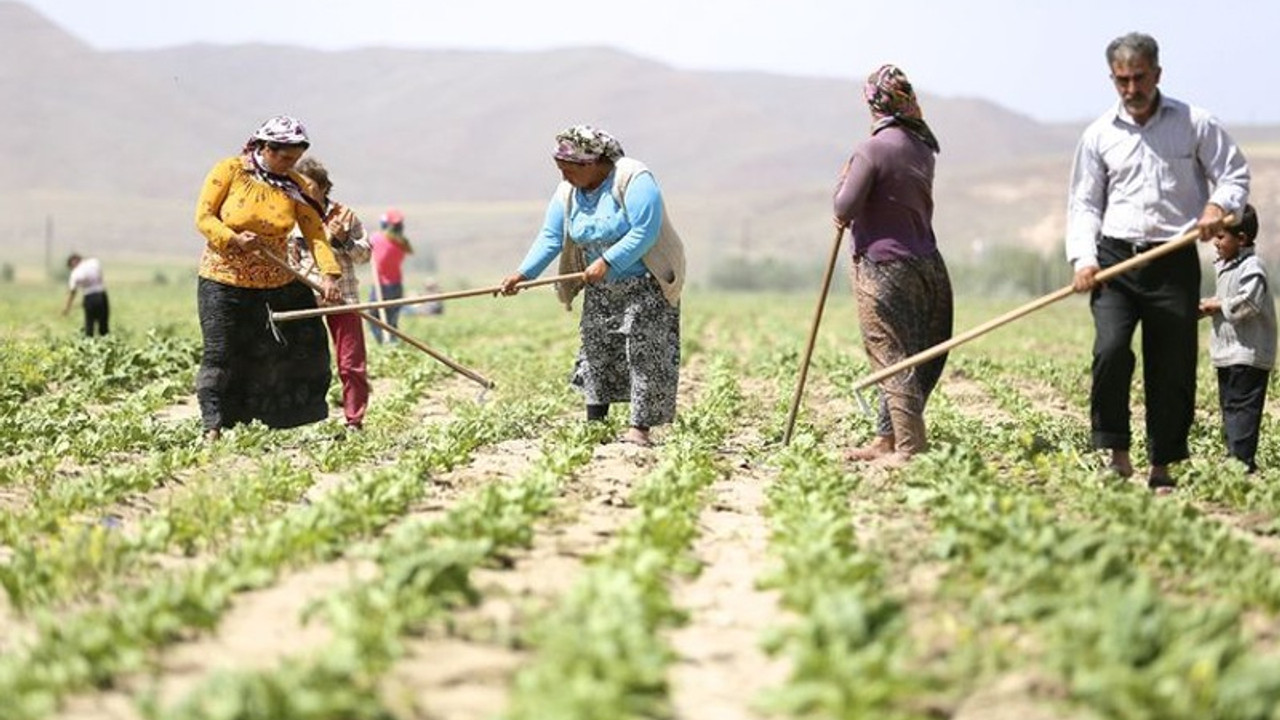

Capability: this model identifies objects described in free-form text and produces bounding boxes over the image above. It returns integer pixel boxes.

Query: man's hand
[1072,264,1101,293]
[498,273,526,296]
[1196,203,1228,241]
[584,258,609,284]
[1199,297,1221,318]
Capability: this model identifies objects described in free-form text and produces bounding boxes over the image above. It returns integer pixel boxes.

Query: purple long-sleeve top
[833,125,939,262]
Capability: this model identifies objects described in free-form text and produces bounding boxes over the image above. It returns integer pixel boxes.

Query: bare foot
[203,428,222,444]
[845,435,895,462]
[621,427,653,447]
[871,451,912,470]
[1106,449,1134,479]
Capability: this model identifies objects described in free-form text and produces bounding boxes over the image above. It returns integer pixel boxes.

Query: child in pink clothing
[369,208,413,344]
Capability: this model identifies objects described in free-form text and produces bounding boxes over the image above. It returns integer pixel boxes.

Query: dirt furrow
[668,443,787,720]
[46,377,488,719]
[386,438,654,719]
[56,559,375,720]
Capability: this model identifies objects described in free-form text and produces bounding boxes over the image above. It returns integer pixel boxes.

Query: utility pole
[45,214,53,278]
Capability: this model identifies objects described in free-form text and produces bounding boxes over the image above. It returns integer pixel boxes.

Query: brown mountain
[1,0,1276,284]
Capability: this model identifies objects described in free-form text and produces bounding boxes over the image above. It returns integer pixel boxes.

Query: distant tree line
[707,249,1077,297]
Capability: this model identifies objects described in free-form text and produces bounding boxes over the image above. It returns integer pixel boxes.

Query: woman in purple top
[834,64,953,465]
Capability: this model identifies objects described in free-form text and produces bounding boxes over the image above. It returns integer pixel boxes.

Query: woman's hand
[232,231,260,251]
[320,275,343,305]
[584,258,609,284]
[287,237,304,266]
[498,273,526,296]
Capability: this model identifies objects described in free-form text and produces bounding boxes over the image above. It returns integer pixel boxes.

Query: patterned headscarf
[553,124,625,163]
[240,115,324,218]
[245,114,311,151]
[864,65,940,153]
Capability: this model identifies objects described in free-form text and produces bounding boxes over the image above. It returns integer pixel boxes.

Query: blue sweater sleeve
[601,172,663,271]
[517,194,566,279]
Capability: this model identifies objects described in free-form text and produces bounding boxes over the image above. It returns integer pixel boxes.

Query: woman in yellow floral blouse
[194,115,343,441]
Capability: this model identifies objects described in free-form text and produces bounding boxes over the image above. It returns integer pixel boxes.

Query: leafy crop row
[505,358,743,720]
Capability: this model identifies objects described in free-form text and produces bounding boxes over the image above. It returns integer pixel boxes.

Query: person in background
[369,207,413,343]
[289,157,372,431]
[422,278,444,316]
[62,253,109,336]
[834,64,953,467]
[1066,32,1250,492]
[1198,205,1274,474]
[499,124,686,447]
[193,114,342,442]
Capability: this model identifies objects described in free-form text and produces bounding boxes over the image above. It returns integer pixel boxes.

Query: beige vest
[554,158,686,309]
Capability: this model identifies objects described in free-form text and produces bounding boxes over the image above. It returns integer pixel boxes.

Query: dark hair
[66,253,81,269]
[1106,32,1159,67]
[263,139,311,152]
[1233,204,1259,245]
[294,157,331,191]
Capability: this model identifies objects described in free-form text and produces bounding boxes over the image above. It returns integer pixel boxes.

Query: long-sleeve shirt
[290,200,370,305]
[1066,94,1250,271]
[833,125,939,262]
[195,156,339,288]
[1208,247,1277,370]
[518,168,663,282]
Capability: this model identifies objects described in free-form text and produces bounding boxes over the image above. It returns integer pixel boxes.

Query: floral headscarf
[553,124,625,163]
[864,65,940,153]
[240,115,323,218]
[245,114,311,151]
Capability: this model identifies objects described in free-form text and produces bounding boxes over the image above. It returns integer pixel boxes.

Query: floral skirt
[196,277,332,431]
[571,275,681,428]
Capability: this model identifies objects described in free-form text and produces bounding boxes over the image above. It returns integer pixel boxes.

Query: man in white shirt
[62,253,110,336]
[1066,32,1250,491]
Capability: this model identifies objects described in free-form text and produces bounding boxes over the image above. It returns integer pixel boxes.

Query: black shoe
[1147,473,1176,495]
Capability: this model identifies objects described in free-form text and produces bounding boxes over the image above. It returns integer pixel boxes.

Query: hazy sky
[21,0,1280,124]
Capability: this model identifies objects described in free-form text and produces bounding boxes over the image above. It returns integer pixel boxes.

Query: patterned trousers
[851,251,953,454]
[571,275,681,428]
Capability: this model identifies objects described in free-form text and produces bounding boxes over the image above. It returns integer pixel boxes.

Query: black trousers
[195,278,331,431]
[83,291,109,336]
[1090,237,1199,465]
[1217,365,1270,473]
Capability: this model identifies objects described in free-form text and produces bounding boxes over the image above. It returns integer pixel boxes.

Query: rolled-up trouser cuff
[1091,431,1130,452]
